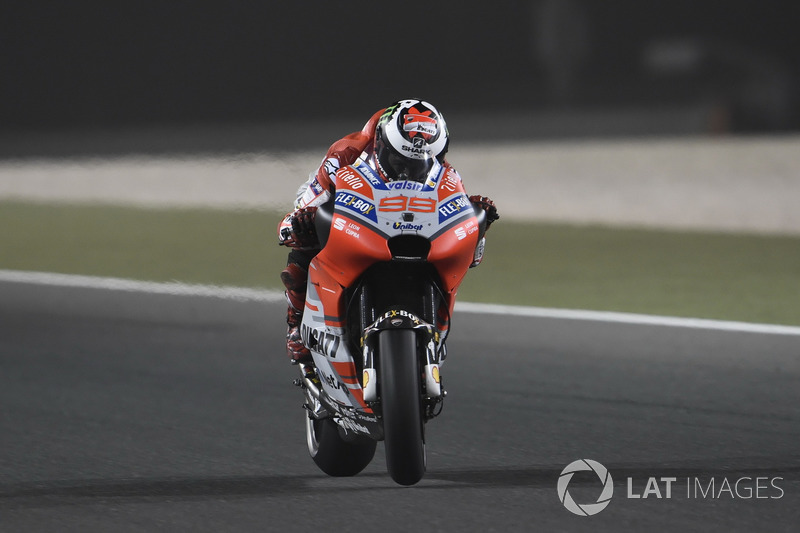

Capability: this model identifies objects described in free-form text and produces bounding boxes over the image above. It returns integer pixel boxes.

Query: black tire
[379,328,426,485]
[306,415,377,477]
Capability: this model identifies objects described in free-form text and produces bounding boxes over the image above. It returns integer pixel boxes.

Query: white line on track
[2,269,800,336]
[0,269,285,302]
[454,301,800,336]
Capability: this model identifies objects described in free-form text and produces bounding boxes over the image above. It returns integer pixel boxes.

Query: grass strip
[2,201,798,326]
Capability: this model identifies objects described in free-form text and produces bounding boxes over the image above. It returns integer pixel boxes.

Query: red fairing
[429,169,480,317]
[309,215,391,328]
[309,161,479,328]
[429,216,481,290]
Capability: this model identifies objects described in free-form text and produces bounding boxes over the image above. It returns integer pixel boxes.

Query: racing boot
[281,263,312,363]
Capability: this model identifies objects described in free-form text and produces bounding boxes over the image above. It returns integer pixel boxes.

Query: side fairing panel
[428,215,481,293]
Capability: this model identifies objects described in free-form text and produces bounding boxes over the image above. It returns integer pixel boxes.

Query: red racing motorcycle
[294,156,486,485]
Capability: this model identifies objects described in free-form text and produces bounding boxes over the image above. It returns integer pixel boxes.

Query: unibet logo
[557,459,614,516]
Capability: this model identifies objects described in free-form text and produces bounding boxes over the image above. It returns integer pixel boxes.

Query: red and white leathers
[278,107,496,362]
[278,109,383,362]
[278,109,384,245]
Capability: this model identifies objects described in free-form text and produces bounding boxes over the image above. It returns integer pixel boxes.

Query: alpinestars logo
[557,459,614,516]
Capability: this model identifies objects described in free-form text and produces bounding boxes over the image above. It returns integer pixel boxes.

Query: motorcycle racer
[277,99,499,363]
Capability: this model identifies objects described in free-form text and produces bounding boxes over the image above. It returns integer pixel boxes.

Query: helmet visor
[379,144,433,183]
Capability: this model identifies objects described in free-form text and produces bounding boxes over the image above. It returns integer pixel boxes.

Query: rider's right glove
[469,195,500,229]
[281,206,319,248]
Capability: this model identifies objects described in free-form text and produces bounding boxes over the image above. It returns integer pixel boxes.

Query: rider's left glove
[469,195,500,229]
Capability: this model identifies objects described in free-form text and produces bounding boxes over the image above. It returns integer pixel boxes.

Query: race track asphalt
[1,281,799,532]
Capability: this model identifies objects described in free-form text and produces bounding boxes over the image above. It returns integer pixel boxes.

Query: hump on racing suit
[278,109,383,244]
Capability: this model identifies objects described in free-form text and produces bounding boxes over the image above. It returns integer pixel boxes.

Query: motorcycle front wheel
[379,328,426,485]
[306,415,377,477]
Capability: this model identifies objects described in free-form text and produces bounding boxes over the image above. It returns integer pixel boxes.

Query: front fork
[361,309,446,418]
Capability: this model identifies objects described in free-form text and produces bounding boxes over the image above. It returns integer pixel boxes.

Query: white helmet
[374,99,449,182]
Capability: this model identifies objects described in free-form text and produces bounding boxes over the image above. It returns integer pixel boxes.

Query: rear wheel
[306,415,377,477]
[379,328,426,485]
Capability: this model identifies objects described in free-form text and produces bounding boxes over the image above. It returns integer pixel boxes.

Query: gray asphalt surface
[1,281,799,532]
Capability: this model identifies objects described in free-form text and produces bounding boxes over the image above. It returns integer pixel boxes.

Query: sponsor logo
[379,103,400,124]
[300,324,340,359]
[332,217,361,239]
[310,178,324,195]
[379,309,422,325]
[440,170,460,192]
[401,144,432,156]
[335,192,377,222]
[345,409,379,425]
[354,161,387,189]
[454,220,479,241]
[336,417,369,434]
[388,180,424,191]
[319,370,349,396]
[393,222,423,231]
[323,158,340,179]
[438,195,471,222]
[338,168,365,190]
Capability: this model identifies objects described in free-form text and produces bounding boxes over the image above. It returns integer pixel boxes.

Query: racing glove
[469,195,500,229]
[280,206,319,248]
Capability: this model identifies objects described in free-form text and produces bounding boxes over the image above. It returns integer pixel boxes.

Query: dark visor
[382,148,433,183]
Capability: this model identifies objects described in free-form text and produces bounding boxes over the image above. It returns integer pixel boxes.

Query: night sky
[2,1,798,133]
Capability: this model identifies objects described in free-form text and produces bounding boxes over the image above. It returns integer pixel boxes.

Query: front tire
[379,328,426,485]
[306,415,377,477]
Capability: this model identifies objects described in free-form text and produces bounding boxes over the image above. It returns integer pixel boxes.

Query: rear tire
[379,328,426,485]
[306,415,377,477]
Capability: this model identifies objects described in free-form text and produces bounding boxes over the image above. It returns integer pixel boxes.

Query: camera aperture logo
[557,459,614,516]
[558,459,786,516]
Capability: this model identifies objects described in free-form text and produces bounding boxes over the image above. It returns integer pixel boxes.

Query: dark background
[2,1,799,146]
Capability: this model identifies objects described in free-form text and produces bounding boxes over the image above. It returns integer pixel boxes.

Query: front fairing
[301,157,480,417]
[316,158,479,292]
